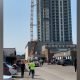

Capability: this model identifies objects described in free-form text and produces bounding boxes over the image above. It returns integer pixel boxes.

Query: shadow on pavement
[35,75,39,76]
[33,77,45,80]
[12,75,45,80]
[12,76,31,79]
[17,66,28,72]
[12,76,21,78]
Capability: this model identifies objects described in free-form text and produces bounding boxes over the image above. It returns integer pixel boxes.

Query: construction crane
[29,0,37,57]
[30,0,34,41]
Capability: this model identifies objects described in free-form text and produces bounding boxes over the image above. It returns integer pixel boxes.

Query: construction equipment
[29,0,37,58]
[30,0,34,41]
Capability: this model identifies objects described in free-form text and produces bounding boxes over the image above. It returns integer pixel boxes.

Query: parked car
[3,62,17,75]
[3,75,12,80]
[55,59,63,65]
[51,58,57,64]
[62,59,73,66]
[34,59,40,67]
[56,60,60,65]
[7,64,17,75]
[3,62,11,75]
[35,61,40,67]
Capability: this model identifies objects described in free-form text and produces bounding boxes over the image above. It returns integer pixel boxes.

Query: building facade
[37,0,72,44]
[25,41,42,60]
[3,48,17,65]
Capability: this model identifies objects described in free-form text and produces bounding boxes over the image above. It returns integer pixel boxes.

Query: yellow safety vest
[30,62,35,70]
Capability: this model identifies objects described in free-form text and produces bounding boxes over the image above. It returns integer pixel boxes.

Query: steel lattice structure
[30,0,34,41]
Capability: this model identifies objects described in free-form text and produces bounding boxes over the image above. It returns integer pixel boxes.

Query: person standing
[42,59,44,65]
[28,61,31,76]
[39,59,43,66]
[21,60,25,78]
[29,60,35,78]
[74,58,77,72]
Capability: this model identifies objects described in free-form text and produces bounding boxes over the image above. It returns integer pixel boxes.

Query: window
[56,16,59,19]
[56,10,58,12]
[56,7,58,10]
[64,9,67,12]
[57,37,59,41]
[64,7,67,9]
[60,7,62,12]
[52,16,55,19]
[61,19,63,24]
[64,1,67,3]
[60,57,61,59]
[56,1,58,4]
[61,27,63,30]
[56,13,59,15]
[56,19,59,22]
[60,1,62,6]
[61,13,62,18]
[53,22,55,24]
[52,13,55,15]
[52,1,54,3]
[56,4,58,6]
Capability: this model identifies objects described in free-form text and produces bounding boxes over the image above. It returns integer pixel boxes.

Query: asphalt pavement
[12,63,77,80]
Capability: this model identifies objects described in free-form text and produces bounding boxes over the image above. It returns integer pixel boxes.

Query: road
[13,64,77,80]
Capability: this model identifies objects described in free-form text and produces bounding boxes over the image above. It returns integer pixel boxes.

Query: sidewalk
[12,65,30,80]
[12,71,45,80]
[12,64,77,80]
[12,72,32,80]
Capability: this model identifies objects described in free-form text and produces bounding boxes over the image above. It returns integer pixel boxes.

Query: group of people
[19,58,77,79]
[20,60,36,78]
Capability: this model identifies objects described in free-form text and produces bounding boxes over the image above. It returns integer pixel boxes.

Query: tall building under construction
[25,0,76,61]
[37,0,72,45]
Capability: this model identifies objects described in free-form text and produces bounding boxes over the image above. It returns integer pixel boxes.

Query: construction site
[25,0,77,62]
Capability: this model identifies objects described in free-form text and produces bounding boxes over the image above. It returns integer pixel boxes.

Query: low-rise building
[41,44,77,62]
[3,48,17,65]
[54,50,77,61]
[25,41,42,60]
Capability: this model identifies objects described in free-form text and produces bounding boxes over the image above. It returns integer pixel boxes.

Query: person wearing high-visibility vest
[29,60,35,78]
[28,61,31,76]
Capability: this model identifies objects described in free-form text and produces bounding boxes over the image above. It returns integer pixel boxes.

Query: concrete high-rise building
[37,0,72,44]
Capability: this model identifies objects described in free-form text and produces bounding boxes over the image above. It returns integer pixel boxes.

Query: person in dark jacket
[74,58,77,72]
[21,60,25,78]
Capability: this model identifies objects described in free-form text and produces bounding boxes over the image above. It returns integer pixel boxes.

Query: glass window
[56,10,58,12]
[56,1,58,3]
[61,19,63,24]
[70,56,72,59]
[56,13,59,15]
[60,7,62,12]
[61,13,62,18]
[60,1,62,6]
[56,4,58,6]
[52,1,54,3]
[56,16,59,19]
[60,57,61,59]
[56,7,58,9]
